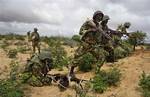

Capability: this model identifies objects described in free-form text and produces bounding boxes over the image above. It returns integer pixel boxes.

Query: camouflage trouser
[72,42,107,72]
[32,41,40,53]
[103,42,115,62]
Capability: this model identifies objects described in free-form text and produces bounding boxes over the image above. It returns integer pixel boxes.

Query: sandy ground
[0,39,150,97]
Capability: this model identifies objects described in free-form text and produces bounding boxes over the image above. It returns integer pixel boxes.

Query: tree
[128,31,147,50]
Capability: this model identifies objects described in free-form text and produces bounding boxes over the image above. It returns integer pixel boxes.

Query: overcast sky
[0,0,149,41]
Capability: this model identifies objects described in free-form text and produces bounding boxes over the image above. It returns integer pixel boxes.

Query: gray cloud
[0,0,149,42]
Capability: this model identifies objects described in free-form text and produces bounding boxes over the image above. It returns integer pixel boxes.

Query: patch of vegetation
[9,61,20,80]
[51,43,69,70]
[14,35,25,40]
[128,31,147,50]
[17,46,29,54]
[7,49,18,58]
[72,35,81,42]
[72,84,95,97]
[43,39,69,70]
[121,40,133,54]
[144,44,150,50]
[114,46,127,59]
[3,33,15,40]
[63,39,78,47]
[0,79,24,97]
[78,53,96,72]
[0,33,25,41]
[91,68,121,93]
[14,41,26,46]
[91,74,108,93]
[112,35,133,60]
[0,34,5,40]
[0,61,24,97]
[139,72,150,97]
[0,44,8,49]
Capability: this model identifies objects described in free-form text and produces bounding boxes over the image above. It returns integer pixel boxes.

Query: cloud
[0,0,63,24]
[0,0,149,42]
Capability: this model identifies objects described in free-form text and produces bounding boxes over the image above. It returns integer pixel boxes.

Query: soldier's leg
[37,43,41,54]
[32,42,36,53]
[91,48,106,73]
[70,43,90,75]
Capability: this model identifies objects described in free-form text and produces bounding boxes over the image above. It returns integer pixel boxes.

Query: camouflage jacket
[79,19,103,44]
[31,32,40,42]
[101,24,110,44]
[117,25,127,34]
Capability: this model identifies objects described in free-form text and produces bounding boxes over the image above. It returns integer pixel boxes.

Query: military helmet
[38,51,52,60]
[124,22,131,28]
[93,10,104,19]
[34,28,38,31]
[102,15,110,21]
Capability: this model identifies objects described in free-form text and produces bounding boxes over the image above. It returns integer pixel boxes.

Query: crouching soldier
[24,51,53,86]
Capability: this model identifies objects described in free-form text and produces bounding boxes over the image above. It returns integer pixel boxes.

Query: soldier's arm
[79,20,97,35]
[79,25,86,35]
[98,26,113,40]
[30,32,36,40]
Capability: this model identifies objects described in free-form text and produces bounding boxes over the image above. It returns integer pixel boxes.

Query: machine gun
[46,72,89,90]
[108,29,131,37]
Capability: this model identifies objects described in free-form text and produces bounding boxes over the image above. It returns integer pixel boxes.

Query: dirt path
[99,49,150,97]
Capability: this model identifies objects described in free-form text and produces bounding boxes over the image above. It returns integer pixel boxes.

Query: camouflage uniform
[27,31,31,42]
[24,51,53,86]
[101,15,115,62]
[31,28,41,53]
[71,11,106,73]
[116,22,131,37]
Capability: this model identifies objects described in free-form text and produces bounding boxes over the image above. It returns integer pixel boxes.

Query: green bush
[78,53,96,72]
[0,79,24,97]
[139,72,150,97]
[72,35,81,42]
[121,41,133,54]
[47,41,69,70]
[17,46,28,54]
[101,68,121,86]
[0,61,24,97]
[91,73,107,93]
[0,34,5,40]
[91,68,121,93]
[145,45,150,50]
[114,46,127,59]
[3,33,15,40]
[15,35,25,40]
[7,49,18,58]
[128,31,146,50]
[0,40,9,50]
[9,61,21,80]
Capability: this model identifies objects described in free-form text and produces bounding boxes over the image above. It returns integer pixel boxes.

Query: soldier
[27,31,31,42]
[70,10,109,74]
[101,15,115,62]
[30,28,41,54]
[117,22,131,37]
